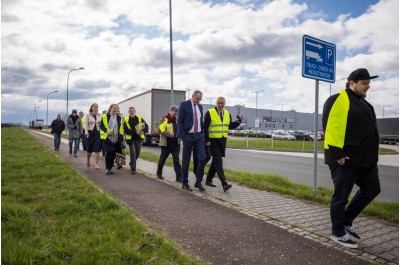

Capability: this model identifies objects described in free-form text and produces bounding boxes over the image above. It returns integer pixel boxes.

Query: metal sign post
[302,35,336,194]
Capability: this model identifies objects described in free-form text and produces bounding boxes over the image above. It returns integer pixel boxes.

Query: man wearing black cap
[322,68,381,249]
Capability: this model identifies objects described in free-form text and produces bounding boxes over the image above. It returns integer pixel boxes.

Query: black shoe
[223,184,232,192]
[182,185,192,191]
[345,226,361,240]
[205,181,216,187]
[131,169,136,174]
[331,234,358,248]
[176,178,182,182]
[106,170,113,175]
[69,150,72,155]
[157,174,164,179]
[117,165,122,169]
[194,182,206,192]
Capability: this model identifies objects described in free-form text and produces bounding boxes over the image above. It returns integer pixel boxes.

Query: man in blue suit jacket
[177,90,207,191]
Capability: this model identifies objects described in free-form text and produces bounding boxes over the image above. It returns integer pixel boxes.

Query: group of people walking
[49,67,381,250]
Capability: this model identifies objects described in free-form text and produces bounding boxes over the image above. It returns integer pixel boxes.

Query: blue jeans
[69,138,79,155]
[181,133,205,186]
[53,133,61,150]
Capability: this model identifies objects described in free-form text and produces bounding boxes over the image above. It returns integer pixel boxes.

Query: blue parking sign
[302,35,336,83]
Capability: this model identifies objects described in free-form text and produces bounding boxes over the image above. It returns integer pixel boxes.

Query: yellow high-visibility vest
[324,89,350,149]
[208,108,230,138]
[125,115,144,140]
[100,114,124,140]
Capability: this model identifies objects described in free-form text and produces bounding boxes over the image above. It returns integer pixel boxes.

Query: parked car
[272,130,296,140]
[288,131,311,141]
[240,129,254,134]
[309,131,322,140]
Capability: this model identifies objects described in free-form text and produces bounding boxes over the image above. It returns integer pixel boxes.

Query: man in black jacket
[50,114,65,151]
[204,97,244,191]
[322,68,380,249]
[123,107,148,173]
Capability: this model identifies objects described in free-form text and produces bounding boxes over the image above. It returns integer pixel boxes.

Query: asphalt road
[142,144,399,202]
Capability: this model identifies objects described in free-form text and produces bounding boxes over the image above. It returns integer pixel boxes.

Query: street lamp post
[206,97,215,108]
[46,90,58,127]
[66,67,84,119]
[34,100,42,121]
[169,0,174,106]
[329,77,346,96]
[280,103,286,129]
[251,90,264,135]
[251,90,264,122]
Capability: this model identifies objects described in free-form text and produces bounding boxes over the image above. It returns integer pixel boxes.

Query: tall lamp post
[251,90,264,127]
[66,67,84,119]
[46,90,58,127]
[279,103,286,129]
[329,77,346,96]
[206,97,215,108]
[169,0,174,106]
[34,100,42,121]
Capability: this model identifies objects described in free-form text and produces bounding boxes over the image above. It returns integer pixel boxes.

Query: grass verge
[2,128,198,265]
[139,151,398,223]
[226,139,396,153]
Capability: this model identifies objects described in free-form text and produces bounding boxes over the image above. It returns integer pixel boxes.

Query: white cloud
[1,0,398,124]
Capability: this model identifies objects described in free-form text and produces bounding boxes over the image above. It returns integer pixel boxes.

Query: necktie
[219,111,223,121]
[194,104,198,133]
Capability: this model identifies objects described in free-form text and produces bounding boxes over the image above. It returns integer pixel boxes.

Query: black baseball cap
[347,68,378,82]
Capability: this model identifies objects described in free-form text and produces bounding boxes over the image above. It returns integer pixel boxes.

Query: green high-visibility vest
[208,108,230,138]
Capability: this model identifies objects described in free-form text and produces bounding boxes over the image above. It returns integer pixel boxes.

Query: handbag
[115,153,126,166]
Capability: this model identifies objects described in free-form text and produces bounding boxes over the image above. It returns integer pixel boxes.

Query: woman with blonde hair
[100,104,124,175]
[84,103,102,170]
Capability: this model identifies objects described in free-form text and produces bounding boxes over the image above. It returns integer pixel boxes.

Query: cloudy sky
[2,0,399,125]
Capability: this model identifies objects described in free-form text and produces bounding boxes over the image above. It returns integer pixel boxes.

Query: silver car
[272,130,296,140]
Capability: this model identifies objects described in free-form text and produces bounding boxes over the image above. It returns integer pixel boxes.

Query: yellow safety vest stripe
[324,89,349,149]
[208,108,230,138]
[125,115,144,139]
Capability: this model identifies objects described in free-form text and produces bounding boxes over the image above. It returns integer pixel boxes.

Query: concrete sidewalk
[32,130,398,264]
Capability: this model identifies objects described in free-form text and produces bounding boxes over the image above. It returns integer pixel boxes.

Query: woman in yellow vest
[100,104,124,175]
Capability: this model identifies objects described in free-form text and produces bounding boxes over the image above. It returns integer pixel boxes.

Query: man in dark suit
[177,90,206,192]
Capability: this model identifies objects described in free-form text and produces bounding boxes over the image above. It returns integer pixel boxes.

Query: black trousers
[329,165,380,237]
[157,141,181,179]
[206,155,228,185]
[104,141,122,170]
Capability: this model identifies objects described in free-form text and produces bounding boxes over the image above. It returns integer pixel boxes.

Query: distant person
[66,109,82,157]
[323,68,381,249]
[100,104,124,175]
[204,97,244,191]
[79,111,87,151]
[50,113,65,151]
[177,90,206,192]
[84,103,102,170]
[156,105,182,182]
[123,106,148,174]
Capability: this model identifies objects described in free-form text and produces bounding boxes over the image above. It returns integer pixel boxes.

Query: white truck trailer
[118,88,186,145]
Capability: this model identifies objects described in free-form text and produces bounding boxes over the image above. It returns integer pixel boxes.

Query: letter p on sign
[326,47,334,66]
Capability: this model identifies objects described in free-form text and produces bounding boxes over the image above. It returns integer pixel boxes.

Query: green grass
[2,128,199,265]
[226,138,396,153]
[139,152,398,223]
